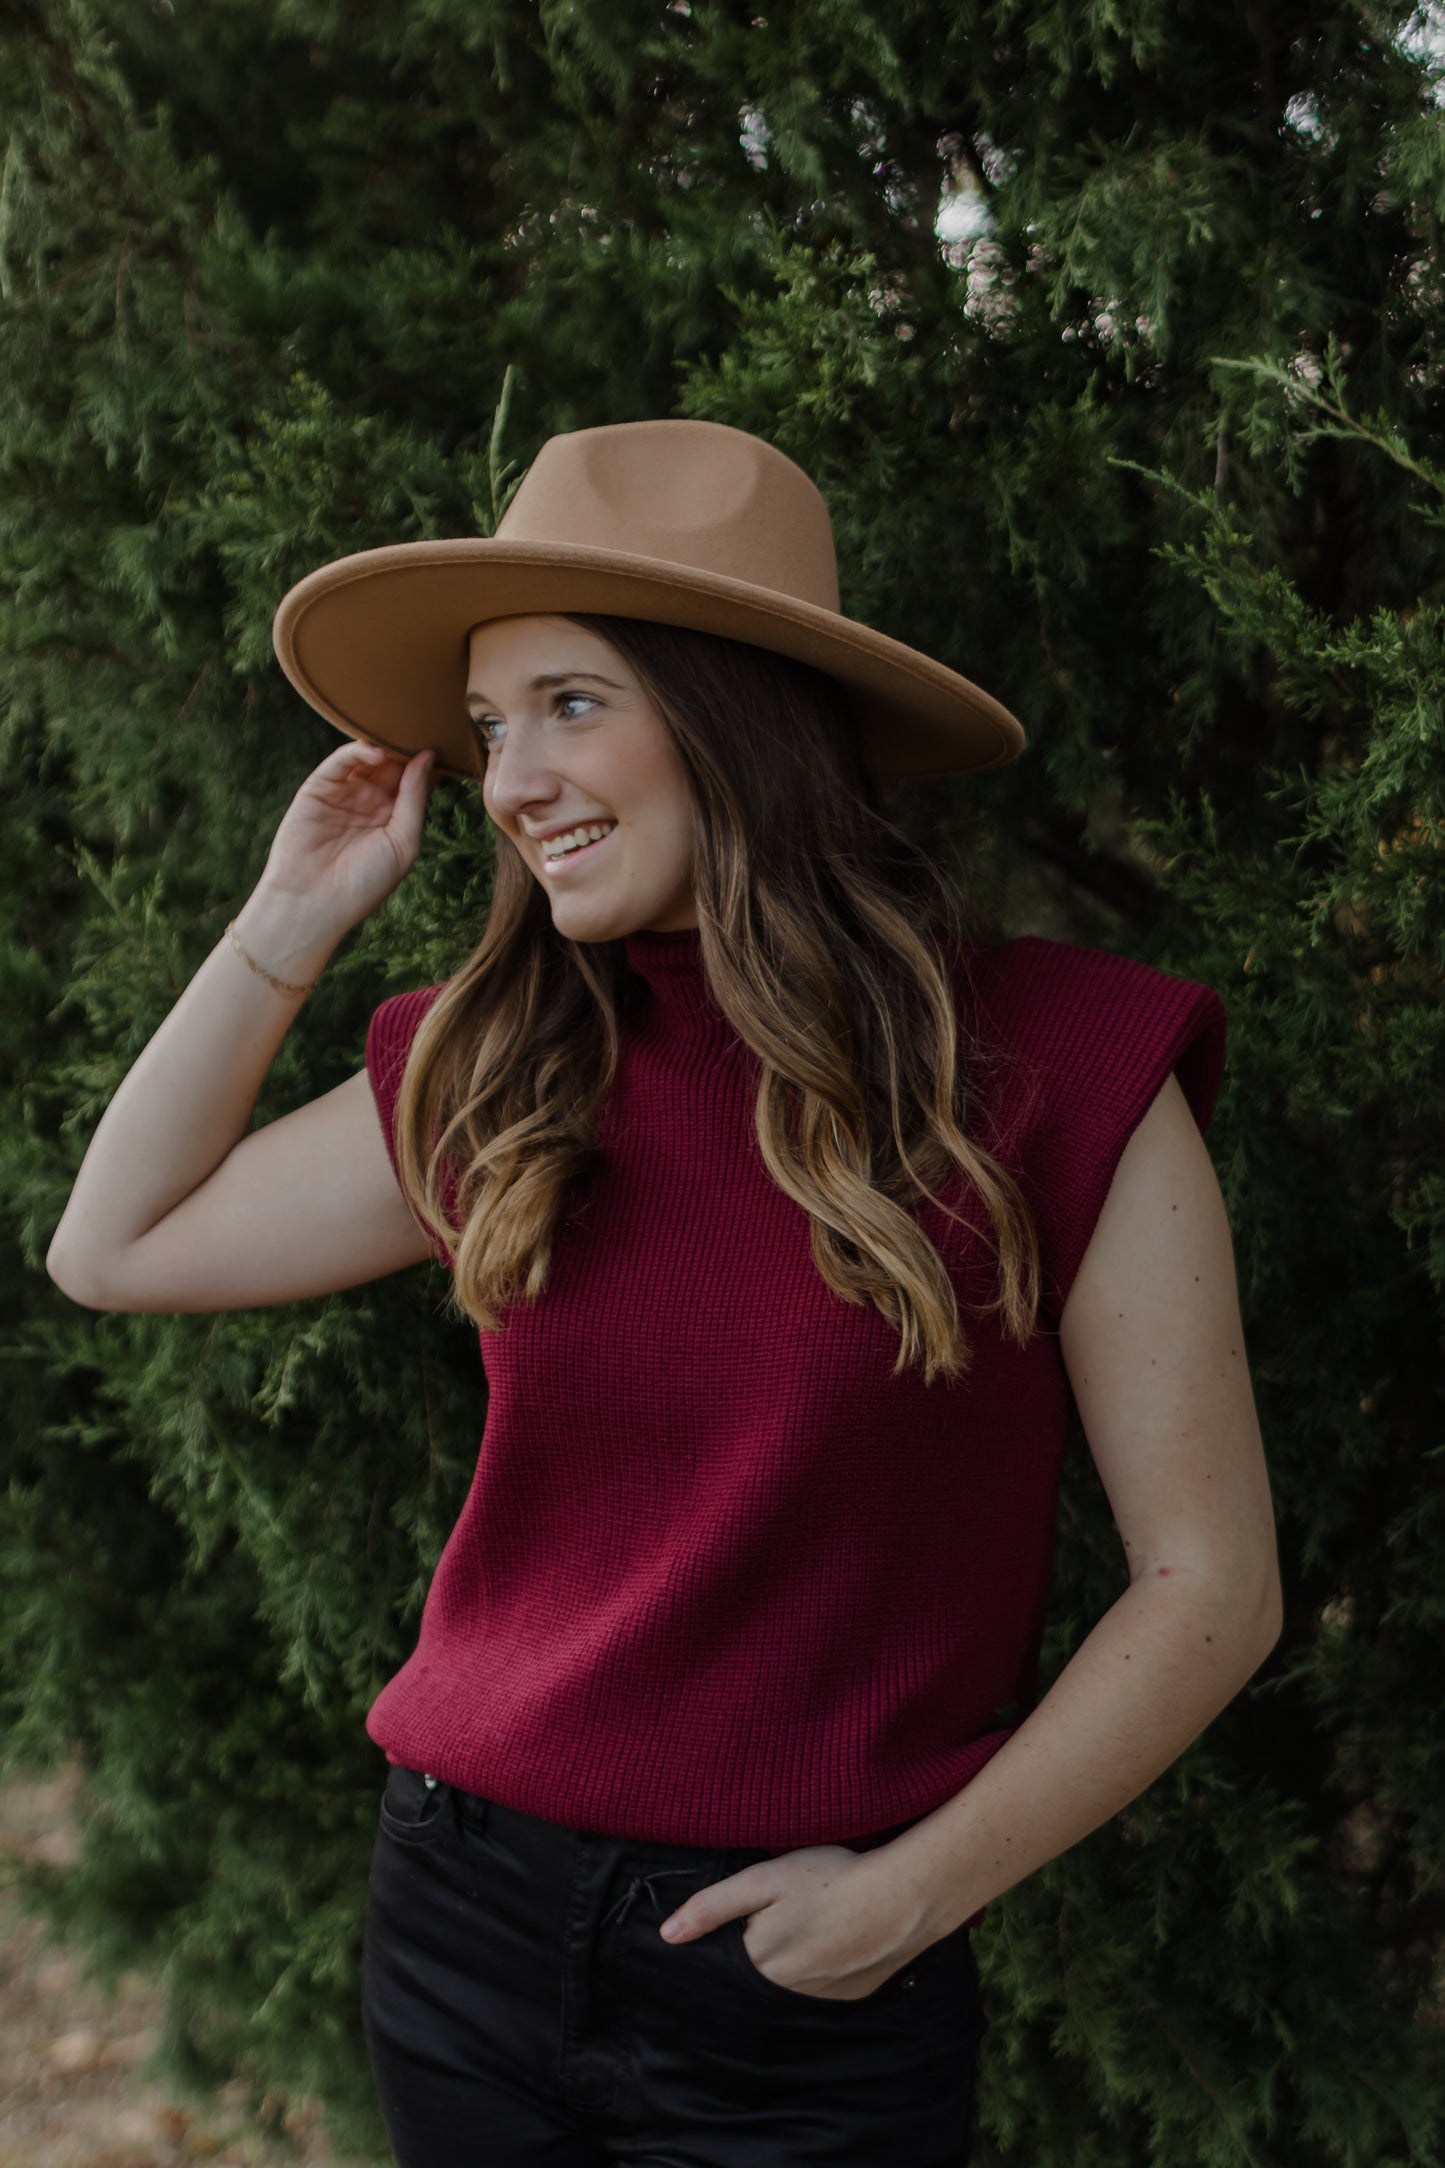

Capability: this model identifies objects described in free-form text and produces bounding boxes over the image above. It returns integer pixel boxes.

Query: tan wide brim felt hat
[271,418,1026,782]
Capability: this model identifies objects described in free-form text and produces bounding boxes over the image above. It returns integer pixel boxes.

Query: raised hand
[255,740,439,940]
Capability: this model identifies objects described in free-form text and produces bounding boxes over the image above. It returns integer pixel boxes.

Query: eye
[468,690,599,751]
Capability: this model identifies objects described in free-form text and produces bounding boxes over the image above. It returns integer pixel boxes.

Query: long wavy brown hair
[392,614,1040,1383]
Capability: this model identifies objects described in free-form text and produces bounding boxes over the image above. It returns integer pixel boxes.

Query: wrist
[232,886,346,983]
[856,1830,972,1950]
[849,1838,948,1959]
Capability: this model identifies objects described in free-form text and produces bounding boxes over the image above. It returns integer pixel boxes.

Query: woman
[47,419,1283,2167]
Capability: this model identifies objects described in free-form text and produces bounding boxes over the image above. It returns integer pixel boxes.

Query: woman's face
[467,615,697,938]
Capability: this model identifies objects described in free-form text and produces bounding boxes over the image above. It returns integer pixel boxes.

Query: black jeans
[361,1762,989,2166]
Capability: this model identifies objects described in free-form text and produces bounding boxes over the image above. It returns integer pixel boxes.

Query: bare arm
[859,1071,1283,1941]
[46,740,441,1313]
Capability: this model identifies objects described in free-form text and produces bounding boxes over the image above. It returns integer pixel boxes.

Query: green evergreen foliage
[3,0,1443,2157]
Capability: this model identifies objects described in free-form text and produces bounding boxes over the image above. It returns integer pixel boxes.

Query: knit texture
[363,930,1226,1906]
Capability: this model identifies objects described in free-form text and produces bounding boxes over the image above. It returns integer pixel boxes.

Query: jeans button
[423,1774,438,1789]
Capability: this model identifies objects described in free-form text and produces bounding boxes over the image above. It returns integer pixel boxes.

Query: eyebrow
[464,671,624,716]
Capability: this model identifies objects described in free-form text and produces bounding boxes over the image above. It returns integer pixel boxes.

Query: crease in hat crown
[491,420,842,609]
[271,416,1026,781]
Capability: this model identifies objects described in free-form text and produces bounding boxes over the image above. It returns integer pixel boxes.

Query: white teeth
[541,822,615,860]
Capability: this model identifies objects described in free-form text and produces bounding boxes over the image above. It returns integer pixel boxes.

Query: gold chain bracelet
[224,919,323,997]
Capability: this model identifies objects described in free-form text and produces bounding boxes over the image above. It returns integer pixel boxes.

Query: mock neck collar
[622,923,727,1032]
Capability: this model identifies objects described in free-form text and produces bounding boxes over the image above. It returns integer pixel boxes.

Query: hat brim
[271,539,1026,781]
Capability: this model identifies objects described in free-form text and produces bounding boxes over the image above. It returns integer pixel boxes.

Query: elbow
[1260,1584,1286,1658]
[1243,1569,1285,1670]
[1204,1579,1281,1702]
[46,1233,119,1311]
[46,1250,93,1308]
[1150,1555,1284,1678]
[1210,1537,1285,1669]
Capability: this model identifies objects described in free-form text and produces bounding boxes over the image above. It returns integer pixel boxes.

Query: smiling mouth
[540,827,614,876]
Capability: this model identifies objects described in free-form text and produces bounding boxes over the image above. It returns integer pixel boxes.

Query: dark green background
[3,2,1443,2159]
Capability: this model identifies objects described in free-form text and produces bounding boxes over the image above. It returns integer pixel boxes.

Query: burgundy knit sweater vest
[364,929,1225,1910]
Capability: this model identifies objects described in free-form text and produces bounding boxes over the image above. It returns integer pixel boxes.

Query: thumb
[393,745,437,823]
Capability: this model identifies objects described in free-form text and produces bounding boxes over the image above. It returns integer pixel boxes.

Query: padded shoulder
[364,984,453,1267]
[951,936,1228,1325]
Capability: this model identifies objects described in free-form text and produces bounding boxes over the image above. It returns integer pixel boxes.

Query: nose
[482,732,562,827]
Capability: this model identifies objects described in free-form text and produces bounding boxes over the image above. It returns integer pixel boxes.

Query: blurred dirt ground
[0,1763,380,2168]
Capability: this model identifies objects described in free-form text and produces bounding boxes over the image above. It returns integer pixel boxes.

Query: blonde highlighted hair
[392,615,1039,1383]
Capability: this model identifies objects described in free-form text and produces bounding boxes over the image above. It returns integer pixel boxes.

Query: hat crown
[495,420,841,613]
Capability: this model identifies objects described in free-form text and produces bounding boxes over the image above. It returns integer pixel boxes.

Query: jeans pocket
[721,1913,922,2011]
[377,1763,450,1848]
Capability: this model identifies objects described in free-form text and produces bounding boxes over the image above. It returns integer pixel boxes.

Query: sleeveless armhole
[364,984,454,1269]
[963,937,1228,1328]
